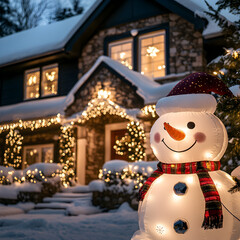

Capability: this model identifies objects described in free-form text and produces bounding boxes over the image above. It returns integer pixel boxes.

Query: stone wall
[66,67,144,117]
[78,13,205,80]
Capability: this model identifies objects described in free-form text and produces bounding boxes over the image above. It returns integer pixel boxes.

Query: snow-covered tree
[52,0,83,22]
[206,0,240,172]
[0,0,17,37]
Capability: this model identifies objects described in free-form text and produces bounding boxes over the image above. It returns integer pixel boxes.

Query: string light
[77,90,135,124]
[146,46,159,58]
[141,105,156,118]
[59,124,75,187]
[113,121,146,162]
[3,129,23,168]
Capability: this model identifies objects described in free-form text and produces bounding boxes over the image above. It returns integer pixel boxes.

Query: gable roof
[0,0,102,68]
[64,56,178,108]
[0,0,236,68]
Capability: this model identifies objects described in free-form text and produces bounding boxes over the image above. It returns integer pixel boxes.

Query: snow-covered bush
[0,163,63,204]
[92,160,157,210]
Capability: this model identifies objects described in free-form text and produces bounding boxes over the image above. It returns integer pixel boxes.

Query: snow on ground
[0,203,138,240]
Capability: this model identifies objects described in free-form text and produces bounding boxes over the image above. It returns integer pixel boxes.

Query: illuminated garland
[59,124,75,187]
[141,105,156,118]
[77,90,135,124]
[3,129,23,169]
[114,121,146,161]
[0,114,61,134]
[0,168,62,185]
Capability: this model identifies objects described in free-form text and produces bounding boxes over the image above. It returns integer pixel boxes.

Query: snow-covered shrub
[92,160,157,210]
[0,163,62,204]
[0,166,15,185]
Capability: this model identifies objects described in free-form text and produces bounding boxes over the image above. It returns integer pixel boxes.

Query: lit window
[42,64,58,97]
[23,144,54,168]
[109,39,133,70]
[25,68,40,99]
[24,64,58,100]
[139,30,166,78]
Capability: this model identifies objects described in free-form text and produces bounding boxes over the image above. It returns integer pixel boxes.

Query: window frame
[23,143,54,168]
[24,63,59,101]
[41,63,59,97]
[138,30,166,79]
[104,23,169,80]
[24,67,40,100]
[108,38,133,70]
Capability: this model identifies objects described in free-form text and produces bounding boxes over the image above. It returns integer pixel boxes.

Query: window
[24,64,58,100]
[42,64,58,97]
[107,29,167,79]
[139,30,166,78]
[25,68,40,99]
[109,38,133,70]
[23,144,54,167]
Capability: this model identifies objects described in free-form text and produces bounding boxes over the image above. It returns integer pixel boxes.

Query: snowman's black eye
[187,122,195,129]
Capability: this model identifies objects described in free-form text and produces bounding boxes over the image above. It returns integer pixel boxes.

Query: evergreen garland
[4,129,23,169]
[59,124,75,186]
[114,121,146,161]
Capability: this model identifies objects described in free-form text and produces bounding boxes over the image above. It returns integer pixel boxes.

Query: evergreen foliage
[206,0,240,173]
[3,129,23,169]
[0,0,17,37]
[114,121,146,162]
[59,125,75,186]
[205,0,240,48]
[52,0,83,22]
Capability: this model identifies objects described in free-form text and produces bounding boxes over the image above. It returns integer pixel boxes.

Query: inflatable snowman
[132,73,240,240]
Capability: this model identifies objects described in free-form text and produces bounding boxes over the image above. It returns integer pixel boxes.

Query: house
[0,0,231,184]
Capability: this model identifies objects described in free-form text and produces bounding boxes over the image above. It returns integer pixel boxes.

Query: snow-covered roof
[0,0,101,67]
[0,0,236,67]
[64,56,178,108]
[174,0,238,38]
[0,96,66,123]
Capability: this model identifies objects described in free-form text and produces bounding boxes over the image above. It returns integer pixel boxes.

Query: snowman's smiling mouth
[162,139,197,153]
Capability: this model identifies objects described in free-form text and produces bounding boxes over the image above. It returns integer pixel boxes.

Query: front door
[111,129,127,160]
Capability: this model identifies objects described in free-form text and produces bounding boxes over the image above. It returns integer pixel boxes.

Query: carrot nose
[164,122,185,141]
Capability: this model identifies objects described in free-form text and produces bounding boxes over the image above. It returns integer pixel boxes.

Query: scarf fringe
[202,214,223,229]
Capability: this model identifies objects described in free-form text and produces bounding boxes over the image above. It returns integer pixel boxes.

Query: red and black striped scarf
[138,161,223,229]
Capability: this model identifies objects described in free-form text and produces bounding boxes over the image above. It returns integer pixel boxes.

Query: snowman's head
[150,94,228,163]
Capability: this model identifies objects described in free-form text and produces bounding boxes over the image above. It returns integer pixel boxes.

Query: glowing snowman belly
[139,170,240,240]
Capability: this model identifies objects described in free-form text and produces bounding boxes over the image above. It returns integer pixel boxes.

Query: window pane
[42,146,54,163]
[25,69,40,99]
[139,31,166,79]
[109,39,133,70]
[42,65,58,97]
[25,148,40,166]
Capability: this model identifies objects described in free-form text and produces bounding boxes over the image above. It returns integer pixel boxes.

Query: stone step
[43,196,91,203]
[34,202,70,210]
[28,209,66,215]
[52,192,92,198]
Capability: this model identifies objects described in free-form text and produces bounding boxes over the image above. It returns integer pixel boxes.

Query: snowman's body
[137,171,240,240]
[132,93,240,240]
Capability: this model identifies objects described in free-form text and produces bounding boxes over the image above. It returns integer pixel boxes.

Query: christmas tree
[4,129,23,169]
[206,0,240,172]
[114,121,146,162]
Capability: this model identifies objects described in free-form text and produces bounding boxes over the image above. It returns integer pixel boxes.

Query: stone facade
[78,13,205,80]
[66,66,144,117]
[68,13,206,183]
